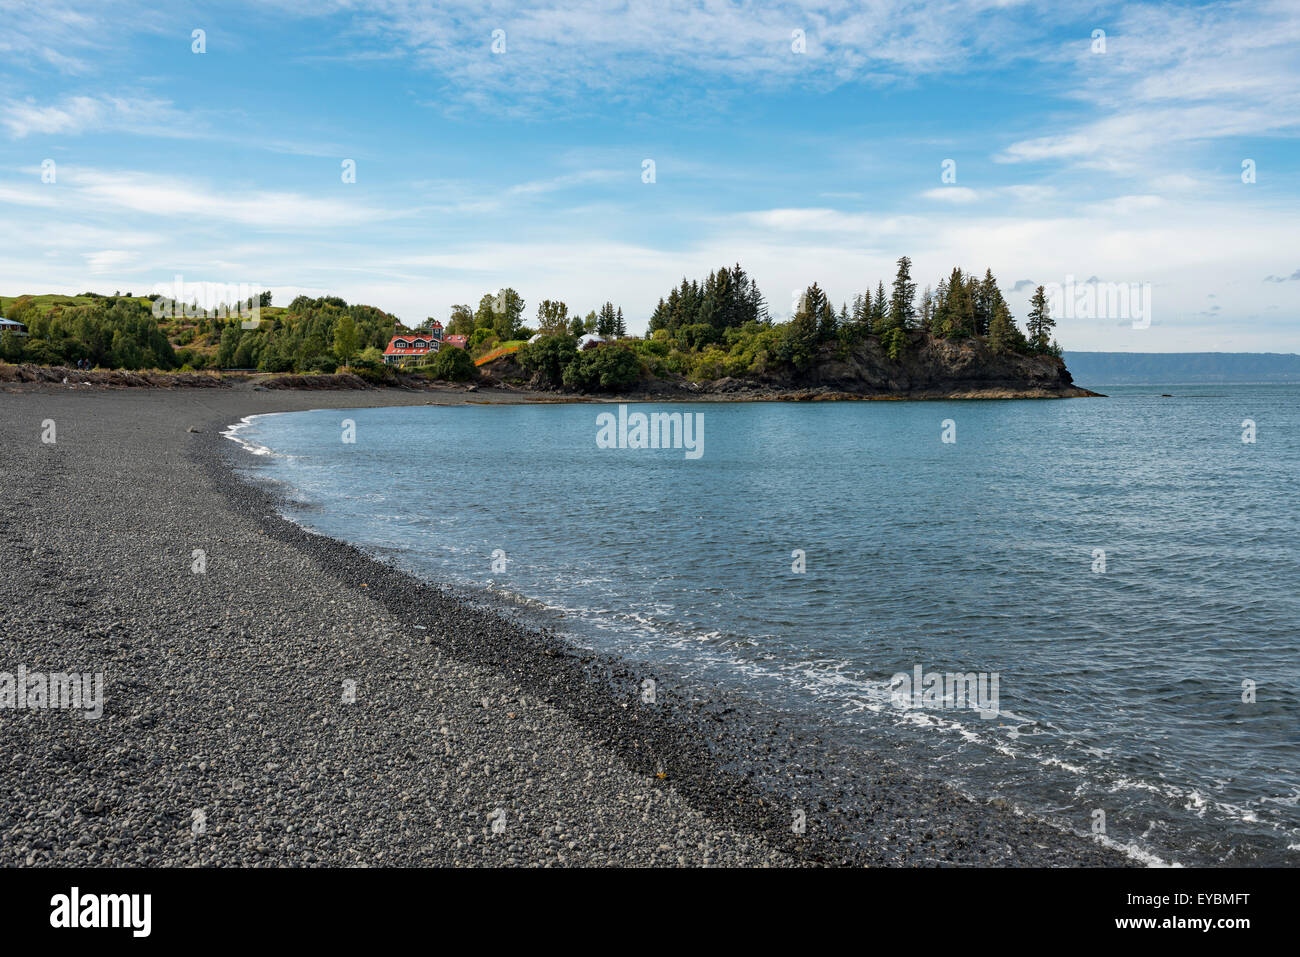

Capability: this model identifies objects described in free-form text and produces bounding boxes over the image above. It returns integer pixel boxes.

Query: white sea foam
[221,412,292,457]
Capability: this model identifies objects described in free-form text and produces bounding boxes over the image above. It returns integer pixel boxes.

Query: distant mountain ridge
[1064,352,1300,386]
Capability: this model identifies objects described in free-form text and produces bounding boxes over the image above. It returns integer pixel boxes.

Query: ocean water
[227,386,1300,866]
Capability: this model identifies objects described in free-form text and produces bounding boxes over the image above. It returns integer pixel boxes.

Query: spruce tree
[649,297,668,332]
[817,291,838,341]
[596,302,617,337]
[1026,285,1054,352]
[787,283,824,366]
[889,256,917,330]
[871,280,887,331]
[988,299,1014,354]
[940,267,973,337]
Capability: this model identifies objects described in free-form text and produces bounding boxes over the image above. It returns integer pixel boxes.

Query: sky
[0,0,1297,351]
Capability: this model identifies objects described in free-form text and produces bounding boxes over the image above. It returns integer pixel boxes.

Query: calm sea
[228,386,1300,866]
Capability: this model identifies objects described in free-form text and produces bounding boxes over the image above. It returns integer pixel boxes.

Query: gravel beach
[0,381,1132,867]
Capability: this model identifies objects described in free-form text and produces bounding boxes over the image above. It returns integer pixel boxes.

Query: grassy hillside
[0,293,152,314]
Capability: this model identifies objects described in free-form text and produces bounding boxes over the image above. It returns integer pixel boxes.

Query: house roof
[384,335,435,356]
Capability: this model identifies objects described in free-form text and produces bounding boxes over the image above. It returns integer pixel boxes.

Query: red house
[383,333,439,366]
[442,335,468,350]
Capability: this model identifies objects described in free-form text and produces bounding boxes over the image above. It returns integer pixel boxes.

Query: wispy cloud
[997,1,1300,169]
[344,0,1045,115]
[1,95,200,138]
[922,187,980,203]
[0,0,105,75]
[5,166,409,229]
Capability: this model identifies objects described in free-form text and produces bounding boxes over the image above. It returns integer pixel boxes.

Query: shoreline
[0,362,1105,402]
[1,387,1132,866]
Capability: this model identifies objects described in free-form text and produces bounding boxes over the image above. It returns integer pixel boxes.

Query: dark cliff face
[785,331,1080,396]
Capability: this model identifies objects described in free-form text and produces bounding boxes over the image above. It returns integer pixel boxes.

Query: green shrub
[519,334,578,386]
[430,345,475,381]
[562,344,641,391]
[690,346,730,381]
[881,326,908,361]
[679,323,719,350]
[349,362,393,384]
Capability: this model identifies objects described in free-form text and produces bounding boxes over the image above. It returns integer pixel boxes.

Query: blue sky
[1,0,1297,350]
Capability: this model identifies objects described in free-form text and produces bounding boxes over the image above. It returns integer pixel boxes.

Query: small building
[442,334,468,350]
[0,317,28,337]
[527,333,545,344]
[383,334,439,366]
[577,334,606,351]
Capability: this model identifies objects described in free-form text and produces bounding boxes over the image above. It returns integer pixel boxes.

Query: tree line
[1,259,1059,376]
[783,257,1057,366]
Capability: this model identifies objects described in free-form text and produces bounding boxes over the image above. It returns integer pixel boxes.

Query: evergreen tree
[987,299,1014,354]
[816,289,838,341]
[871,280,887,331]
[937,267,974,337]
[741,265,771,325]
[596,302,618,337]
[965,273,981,333]
[888,256,917,330]
[785,282,824,367]
[851,293,867,327]
[649,297,669,332]
[974,268,1003,337]
[614,307,627,338]
[1026,285,1055,351]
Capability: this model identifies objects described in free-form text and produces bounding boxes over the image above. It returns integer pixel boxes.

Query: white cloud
[997,2,1300,169]
[85,249,134,273]
[59,167,407,229]
[922,187,980,203]
[339,0,1047,114]
[1000,184,1056,202]
[0,95,200,138]
[1084,194,1163,216]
